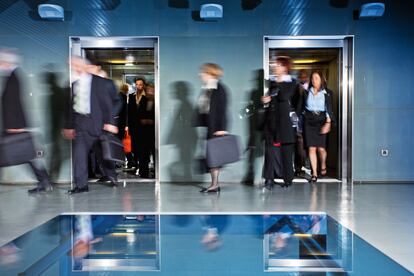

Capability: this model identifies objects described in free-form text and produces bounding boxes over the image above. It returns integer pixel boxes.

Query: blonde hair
[201,63,223,79]
[120,83,129,93]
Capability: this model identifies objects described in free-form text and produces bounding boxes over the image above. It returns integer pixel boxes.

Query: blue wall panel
[0,0,413,182]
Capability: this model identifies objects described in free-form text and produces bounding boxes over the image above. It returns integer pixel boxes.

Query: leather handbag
[100,132,125,163]
[206,135,241,168]
[0,132,37,167]
[122,129,132,153]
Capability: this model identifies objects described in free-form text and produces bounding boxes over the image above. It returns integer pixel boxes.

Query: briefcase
[206,135,241,168]
[100,133,125,163]
[0,132,37,167]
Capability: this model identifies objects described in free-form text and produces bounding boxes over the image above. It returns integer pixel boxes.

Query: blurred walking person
[62,57,120,194]
[0,48,52,193]
[194,63,229,193]
[261,56,302,189]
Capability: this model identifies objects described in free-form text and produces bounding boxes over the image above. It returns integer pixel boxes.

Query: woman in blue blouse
[303,70,335,183]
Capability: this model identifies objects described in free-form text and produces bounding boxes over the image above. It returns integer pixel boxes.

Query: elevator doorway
[69,37,159,182]
[264,36,354,183]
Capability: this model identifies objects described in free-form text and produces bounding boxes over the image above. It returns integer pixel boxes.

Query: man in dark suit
[0,49,52,193]
[63,57,120,194]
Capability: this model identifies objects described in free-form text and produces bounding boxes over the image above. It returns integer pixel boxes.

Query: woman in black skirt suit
[261,56,302,188]
[194,63,229,193]
[303,70,335,183]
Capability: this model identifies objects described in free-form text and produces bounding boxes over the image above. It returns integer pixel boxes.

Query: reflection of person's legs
[309,147,318,177]
[281,143,294,185]
[317,147,327,175]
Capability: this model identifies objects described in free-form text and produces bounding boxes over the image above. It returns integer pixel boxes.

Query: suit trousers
[281,143,295,184]
[73,129,117,188]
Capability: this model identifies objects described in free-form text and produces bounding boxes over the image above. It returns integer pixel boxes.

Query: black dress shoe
[97,176,111,182]
[264,179,274,190]
[68,186,89,194]
[110,181,118,188]
[280,182,292,188]
[199,187,208,193]
[28,186,53,194]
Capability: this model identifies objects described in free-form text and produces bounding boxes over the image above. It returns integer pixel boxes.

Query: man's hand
[213,131,228,136]
[103,124,118,134]
[6,128,25,133]
[62,129,76,139]
[261,96,271,104]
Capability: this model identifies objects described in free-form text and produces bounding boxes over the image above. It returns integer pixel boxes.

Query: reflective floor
[0,214,411,275]
[0,182,414,274]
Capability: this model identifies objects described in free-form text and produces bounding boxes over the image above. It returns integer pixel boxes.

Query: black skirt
[304,111,327,148]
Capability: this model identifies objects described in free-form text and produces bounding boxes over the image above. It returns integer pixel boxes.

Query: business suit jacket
[194,82,229,139]
[65,74,120,136]
[127,92,144,133]
[136,95,155,145]
[1,68,27,132]
[265,80,302,144]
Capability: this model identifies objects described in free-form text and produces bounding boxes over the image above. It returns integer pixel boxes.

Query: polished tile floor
[0,181,413,273]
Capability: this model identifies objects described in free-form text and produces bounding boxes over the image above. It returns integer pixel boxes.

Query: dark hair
[134,77,146,85]
[86,56,102,67]
[275,56,292,72]
[308,70,327,90]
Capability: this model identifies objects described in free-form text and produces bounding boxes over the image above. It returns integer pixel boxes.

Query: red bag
[123,130,132,153]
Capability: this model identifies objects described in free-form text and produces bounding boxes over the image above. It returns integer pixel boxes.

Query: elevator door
[264,36,354,182]
[69,37,159,182]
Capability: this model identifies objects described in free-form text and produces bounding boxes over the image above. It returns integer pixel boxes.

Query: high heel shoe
[199,187,208,192]
[319,168,327,178]
[203,187,220,193]
[309,175,318,183]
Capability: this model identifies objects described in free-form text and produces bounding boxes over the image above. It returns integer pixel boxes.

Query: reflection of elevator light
[125,63,134,66]
[293,59,318,64]
[127,233,136,243]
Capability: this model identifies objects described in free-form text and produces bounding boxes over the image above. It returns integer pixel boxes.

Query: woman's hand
[261,96,271,104]
[6,128,25,133]
[213,131,228,136]
[320,122,331,134]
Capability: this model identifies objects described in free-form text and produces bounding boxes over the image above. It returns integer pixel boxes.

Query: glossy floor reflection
[0,182,414,274]
[0,214,411,275]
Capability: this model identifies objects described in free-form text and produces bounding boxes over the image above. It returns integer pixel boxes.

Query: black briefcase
[0,132,37,167]
[100,133,125,163]
[206,135,241,168]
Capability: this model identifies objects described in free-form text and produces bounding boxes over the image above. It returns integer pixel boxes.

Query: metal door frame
[69,36,160,183]
[263,36,354,183]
